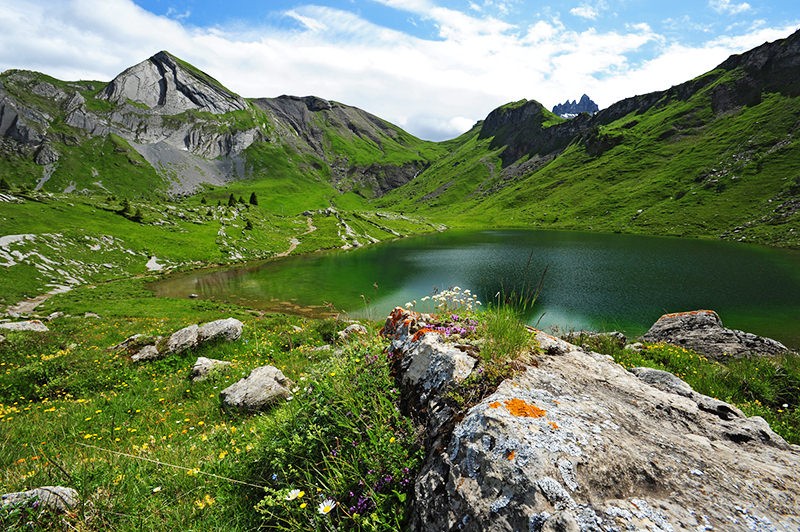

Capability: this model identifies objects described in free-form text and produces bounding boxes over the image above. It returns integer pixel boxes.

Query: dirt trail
[276,217,317,258]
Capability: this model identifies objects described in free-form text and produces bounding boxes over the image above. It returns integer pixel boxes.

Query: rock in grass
[0,334,4,344]
[191,356,231,382]
[1,486,79,513]
[165,324,199,354]
[641,310,789,359]
[338,323,368,340]
[220,365,293,412]
[0,320,49,332]
[197,318,243,343]
[131,344,160,362]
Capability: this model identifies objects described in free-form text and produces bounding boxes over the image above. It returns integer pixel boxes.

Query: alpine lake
[150,229,800,349]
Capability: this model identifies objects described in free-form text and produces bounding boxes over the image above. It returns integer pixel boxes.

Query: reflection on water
[150,230,800,348]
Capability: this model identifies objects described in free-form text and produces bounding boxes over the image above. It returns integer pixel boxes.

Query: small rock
[0,334,5,344]
[189,293,199,299]
[197,318,243,343]
[338,323,368,340]
[624,342,644,352]
[191,356,231,382]
[0,320,49,332]
[131,344,160,362]
[2,486,79,513]
[46,311,64,321]
[564,330,627,348]
[220,365,293,412]
[165,324,199,354]
[84,312,101,319]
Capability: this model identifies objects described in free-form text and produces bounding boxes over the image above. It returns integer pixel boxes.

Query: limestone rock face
[2,486,79,513]
[197,317,243,343]
[641,310,789,359]
[382,309,800,531]
[101,51,246,115]
[191,356,231,382]
[220,365,293,412]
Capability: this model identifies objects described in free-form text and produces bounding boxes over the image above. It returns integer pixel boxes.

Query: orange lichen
[411,328,440,342]
[503,398,546,418]
[548,421,559,430]
[506,450,516,461]
[488,401,501,409]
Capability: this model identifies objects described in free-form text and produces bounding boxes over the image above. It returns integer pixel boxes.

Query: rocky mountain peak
[552,93,599,118]
[100,50,247,115]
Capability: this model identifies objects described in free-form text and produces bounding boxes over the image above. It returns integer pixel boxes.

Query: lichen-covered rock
[197,317,243,343]
[407,331,799,531]
[2,486,79,513]
[220,365,293,412]
[0,320,49,332]
[190,356,231,382]
[165,324,199,354]
[641,310,789,359]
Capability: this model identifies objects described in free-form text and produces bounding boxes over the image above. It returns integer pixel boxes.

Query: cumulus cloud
[570,5,599,20]
[709,0,751,15]
[0,0,795,140]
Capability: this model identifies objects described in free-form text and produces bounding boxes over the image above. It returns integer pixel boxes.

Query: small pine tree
[245,219,253,230]
[201,196,207,205]
[237,196,245,204]
[217,200,222,207]
[249,192,258,206]
[227,193,236,207]
[206,208,213,217]
[0,177,9,191]
[121,198,131,214]
[132,207,143,222]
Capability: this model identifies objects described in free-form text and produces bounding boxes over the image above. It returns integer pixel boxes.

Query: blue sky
[1,1,798,139]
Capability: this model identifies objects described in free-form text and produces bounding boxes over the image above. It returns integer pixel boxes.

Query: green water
[151,230,800,348]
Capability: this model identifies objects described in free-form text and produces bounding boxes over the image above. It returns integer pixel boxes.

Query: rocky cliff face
[382,308,800,531]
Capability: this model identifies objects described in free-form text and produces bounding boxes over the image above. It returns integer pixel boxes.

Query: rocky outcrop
[641,310,789,359]
[338,323,368,340]
[382,308,800,531]
[101,51,246,115]
[1,486,79,513]
[220,365,293,412]
[112,317,244,362]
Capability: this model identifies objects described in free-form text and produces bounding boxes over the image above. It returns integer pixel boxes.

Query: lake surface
[150,230,800,349]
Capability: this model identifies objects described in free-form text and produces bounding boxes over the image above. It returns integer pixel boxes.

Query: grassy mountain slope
[379,31,800,248]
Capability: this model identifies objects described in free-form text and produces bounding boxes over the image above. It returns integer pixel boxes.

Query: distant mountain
[0,51,438,198]
[552,94,599,118]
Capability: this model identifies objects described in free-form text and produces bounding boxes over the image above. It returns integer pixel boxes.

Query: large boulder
[2,486,79,513]
[382,308,800,531]
[197,318,243,343]
[641,310,789,359]
[165,324,199,354]
[220,365,293,412]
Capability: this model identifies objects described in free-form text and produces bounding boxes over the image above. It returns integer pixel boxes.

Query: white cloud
[0,0,796,141]
[570,5,599,20]
[709,0,751,15]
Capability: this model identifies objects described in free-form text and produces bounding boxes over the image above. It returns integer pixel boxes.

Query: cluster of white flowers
[405,286,481,312]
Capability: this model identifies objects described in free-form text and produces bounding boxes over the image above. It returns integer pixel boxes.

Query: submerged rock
[220,365,293,412]
[382,307,800,531]
[641,310,789,359]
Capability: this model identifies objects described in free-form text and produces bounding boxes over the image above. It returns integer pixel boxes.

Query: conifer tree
[228,193,236,207]
[249,192,258,206]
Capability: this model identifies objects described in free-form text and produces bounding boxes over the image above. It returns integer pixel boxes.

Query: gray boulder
[0,320,49,332]
[220,365,293,412]
[197,317,243,343]
[2,486,79,513]
[191,356,231,382]
[383,309,800,531]
[338,323,368,340]
[131,344,160,363]
[563,330,627,349]
[165,324,199,354]
[641,310,789,359]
